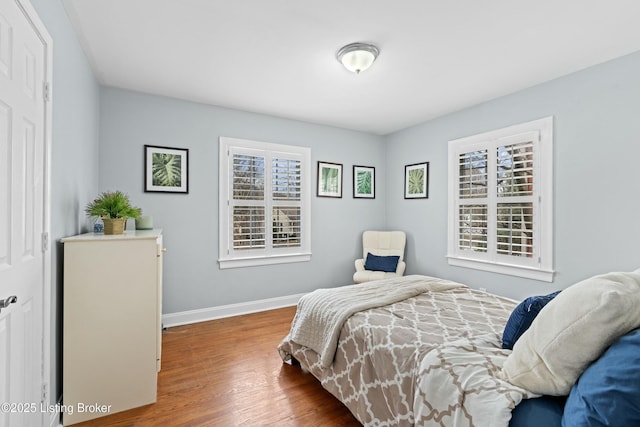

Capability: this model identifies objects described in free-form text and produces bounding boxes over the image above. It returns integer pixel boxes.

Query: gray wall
[386,51,640,300]
[99,88,387,313]
[31,0,101,409]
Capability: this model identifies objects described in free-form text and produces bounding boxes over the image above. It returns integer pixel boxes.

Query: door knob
[0,295,17,314]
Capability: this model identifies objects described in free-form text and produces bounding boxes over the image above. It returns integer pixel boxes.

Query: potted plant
[85,191,141,235]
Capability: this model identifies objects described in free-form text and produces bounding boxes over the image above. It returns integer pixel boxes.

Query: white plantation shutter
[497,140,534,197]
[219,137,311,269]
[458,204,488,253]
[495,137,536,261]
[458,149,488,199]
[457,149,488,254]
[232,154,265,250]
[448,117,554,282]
[271,157,302,248]
[496,203,533,257]
[232,206,265,249]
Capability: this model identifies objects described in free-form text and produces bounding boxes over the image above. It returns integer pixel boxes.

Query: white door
[0,0,49,426]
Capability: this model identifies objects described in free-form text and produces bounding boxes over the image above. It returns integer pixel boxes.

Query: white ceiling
[62,0,640,135]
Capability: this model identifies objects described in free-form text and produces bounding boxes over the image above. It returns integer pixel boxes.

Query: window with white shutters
[447,117,554,282]
[219,137,311,269]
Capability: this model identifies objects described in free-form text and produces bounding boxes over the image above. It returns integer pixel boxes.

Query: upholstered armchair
[353,230,406,284]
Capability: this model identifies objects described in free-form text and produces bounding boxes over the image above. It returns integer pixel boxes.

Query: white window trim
[447,117,554,282]
[218,137,311,269]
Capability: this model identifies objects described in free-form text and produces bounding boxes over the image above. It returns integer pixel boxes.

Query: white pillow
[500,271,640,395]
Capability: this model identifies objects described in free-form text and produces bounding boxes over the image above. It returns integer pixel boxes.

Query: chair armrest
[355,259,365,272]
[396,261,406,275]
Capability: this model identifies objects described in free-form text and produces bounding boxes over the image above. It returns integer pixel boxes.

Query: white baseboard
[162,292,305,328]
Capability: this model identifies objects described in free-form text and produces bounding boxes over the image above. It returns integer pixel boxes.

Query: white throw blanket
[287,275,464,368]
[413,334,539,427]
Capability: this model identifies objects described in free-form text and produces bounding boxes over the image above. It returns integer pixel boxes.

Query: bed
[278,273,640,427]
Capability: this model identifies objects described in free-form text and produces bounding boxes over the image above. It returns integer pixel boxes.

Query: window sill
[218,252,312,269]
[447,256,554,282]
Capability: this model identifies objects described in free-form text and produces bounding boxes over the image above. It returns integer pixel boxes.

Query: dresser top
[61,229,162,243]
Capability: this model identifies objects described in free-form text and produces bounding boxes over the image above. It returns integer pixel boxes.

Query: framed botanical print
[353,165,375,198]
[317,161,343,198]
[144,145,189,193]
[404,162,429,199]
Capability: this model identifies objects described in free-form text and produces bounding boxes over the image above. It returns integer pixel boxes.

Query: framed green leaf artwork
[404,162,429,199]
[144,145,189,193]
[353,165,375,199]
[317,161,342,198]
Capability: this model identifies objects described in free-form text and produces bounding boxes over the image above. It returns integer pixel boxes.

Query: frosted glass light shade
[337,43,379,74]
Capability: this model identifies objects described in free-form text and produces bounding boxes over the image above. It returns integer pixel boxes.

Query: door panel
[0,0,47,426]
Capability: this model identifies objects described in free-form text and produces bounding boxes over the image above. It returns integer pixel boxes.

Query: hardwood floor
[71,306,361,426]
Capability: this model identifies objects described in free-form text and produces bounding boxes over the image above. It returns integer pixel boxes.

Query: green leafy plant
[85,191,141,219]
[356,170,372,194]
[408,168,424,194]
[152,153,182,187]
[321,166,339,193]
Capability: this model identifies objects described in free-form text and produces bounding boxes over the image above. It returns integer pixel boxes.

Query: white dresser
[61,229,164,425]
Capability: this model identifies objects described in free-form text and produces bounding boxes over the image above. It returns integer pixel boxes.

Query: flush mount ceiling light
[336,42,379,74]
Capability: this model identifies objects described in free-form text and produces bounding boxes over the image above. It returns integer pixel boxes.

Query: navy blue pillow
[561,327,640,427]
[364,253,399,273]
[502,291,560,350]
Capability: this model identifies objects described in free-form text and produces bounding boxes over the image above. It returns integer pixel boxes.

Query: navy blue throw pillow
[364,253,399,273]
[562,328,640,427]
[502,291,560,350]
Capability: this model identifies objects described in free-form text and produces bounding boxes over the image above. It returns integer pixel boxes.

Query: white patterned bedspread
[278,275,534,426]
[287,275,463,368]
[414,334,537,427]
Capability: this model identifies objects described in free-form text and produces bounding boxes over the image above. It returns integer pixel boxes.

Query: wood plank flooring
[71,306,361,426]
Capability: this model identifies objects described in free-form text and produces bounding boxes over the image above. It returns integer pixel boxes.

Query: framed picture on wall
[144,145,189,193]
[353,165,375,198]
[404,162,429,199]
[317,161,343,198]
